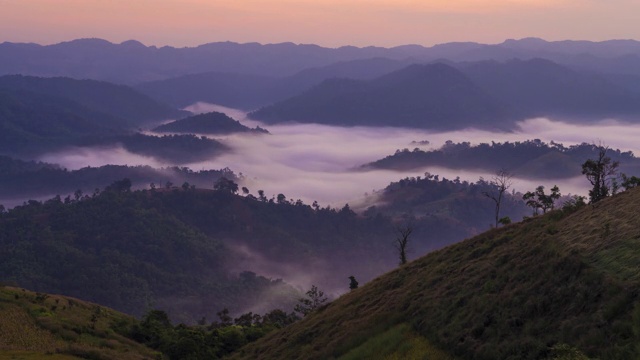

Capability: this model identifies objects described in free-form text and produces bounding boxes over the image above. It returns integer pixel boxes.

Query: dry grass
[0,287,159,360]
[232,188,640,360]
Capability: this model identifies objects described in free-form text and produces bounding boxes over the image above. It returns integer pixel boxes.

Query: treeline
[364,140,640,179]
[0,155,236,200]
[0,181,396,323]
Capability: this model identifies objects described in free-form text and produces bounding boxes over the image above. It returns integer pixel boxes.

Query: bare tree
[394,225,413,265]
[483,169,513,228]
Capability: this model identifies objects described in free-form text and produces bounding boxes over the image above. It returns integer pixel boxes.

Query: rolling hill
[232,186,640,360]
[153,112,269,135]
[0,285,159,359]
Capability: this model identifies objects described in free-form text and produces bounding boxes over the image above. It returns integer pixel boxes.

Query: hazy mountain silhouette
[0,90,125,154]
[136,57,409,110]
[153,112,269,135]
[0,75,186,125]
[250,63,512,130]
[4,38,640,86]
[457,58,640,119]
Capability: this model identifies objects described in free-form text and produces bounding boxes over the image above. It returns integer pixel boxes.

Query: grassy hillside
[232,187,640,360]
[0,286,158,359]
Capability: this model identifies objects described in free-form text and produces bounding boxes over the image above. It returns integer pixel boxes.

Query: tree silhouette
[394,225,413,265]
[582,145,619,203]
[214,177,239,194]
[294,285,328,317]
[483,169,513,227]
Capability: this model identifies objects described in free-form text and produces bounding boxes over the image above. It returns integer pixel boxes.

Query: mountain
[0,39,418,84]
[0,90,125,154]
[0,75,187,125]
[135,58,409,110]
[250,63,512,130]
[135,72,280,110]
[4,38,640,85]
[363,140,640,180]
[457,58,640,119]
[0,286,159,359]
[232,187,640,359]
[153,112,269,135]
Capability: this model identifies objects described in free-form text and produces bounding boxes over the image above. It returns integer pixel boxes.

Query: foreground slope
[233,187,640,360]
[0,286,158,359]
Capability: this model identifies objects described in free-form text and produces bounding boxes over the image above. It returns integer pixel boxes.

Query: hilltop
[153,111,269,135]
[250,63,512,130]
[233,187,640,359]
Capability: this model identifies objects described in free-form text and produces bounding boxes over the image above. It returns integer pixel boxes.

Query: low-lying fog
[38,103,640,209]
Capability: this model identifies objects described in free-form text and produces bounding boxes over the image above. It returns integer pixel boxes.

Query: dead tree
[483,169,513,228]
[394,225,413,265]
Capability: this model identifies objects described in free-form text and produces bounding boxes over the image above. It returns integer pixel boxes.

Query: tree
[483,169,513,227]
[241,187,250,195]
[214,177,239,194]
[582,145,619,203]
[105,178,132,193]
[523,185,561,215]
[394,225,413,265]
[294,285,328,317]
[621,173,640,190]
[348,276,359,290]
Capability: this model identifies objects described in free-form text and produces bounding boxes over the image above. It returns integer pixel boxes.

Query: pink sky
[1,0,639,47]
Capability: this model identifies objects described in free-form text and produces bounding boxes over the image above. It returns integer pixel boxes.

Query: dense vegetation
[0,171,533,325]
[364,140,640,179]
[0,155,236,201]
[233,186,640,360]
[153,111,269,135]
[0,285,299,360]
[118,133,229,163]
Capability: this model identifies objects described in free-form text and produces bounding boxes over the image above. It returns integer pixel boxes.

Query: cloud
[38,103,640,210]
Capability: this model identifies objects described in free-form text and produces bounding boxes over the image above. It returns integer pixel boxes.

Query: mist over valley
[4,29,640,359]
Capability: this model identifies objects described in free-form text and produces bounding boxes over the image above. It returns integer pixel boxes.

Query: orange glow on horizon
[0,0,637,47]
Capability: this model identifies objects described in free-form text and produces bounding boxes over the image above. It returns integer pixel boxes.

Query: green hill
[0,286,159,359]
[232,187,640,360]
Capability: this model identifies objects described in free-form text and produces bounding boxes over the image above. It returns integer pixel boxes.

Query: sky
[1,0,639,48]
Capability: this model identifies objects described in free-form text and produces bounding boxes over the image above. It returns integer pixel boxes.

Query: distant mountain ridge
[4,37,640,85]
[249,59,640,129]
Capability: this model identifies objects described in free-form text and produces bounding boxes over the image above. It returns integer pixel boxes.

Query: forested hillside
[364,140,640,180]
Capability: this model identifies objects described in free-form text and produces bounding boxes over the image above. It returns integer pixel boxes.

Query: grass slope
[0,286,158,359]
[232,187,640,360]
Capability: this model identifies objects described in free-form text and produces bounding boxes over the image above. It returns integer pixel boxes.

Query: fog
[36,103,640,209]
